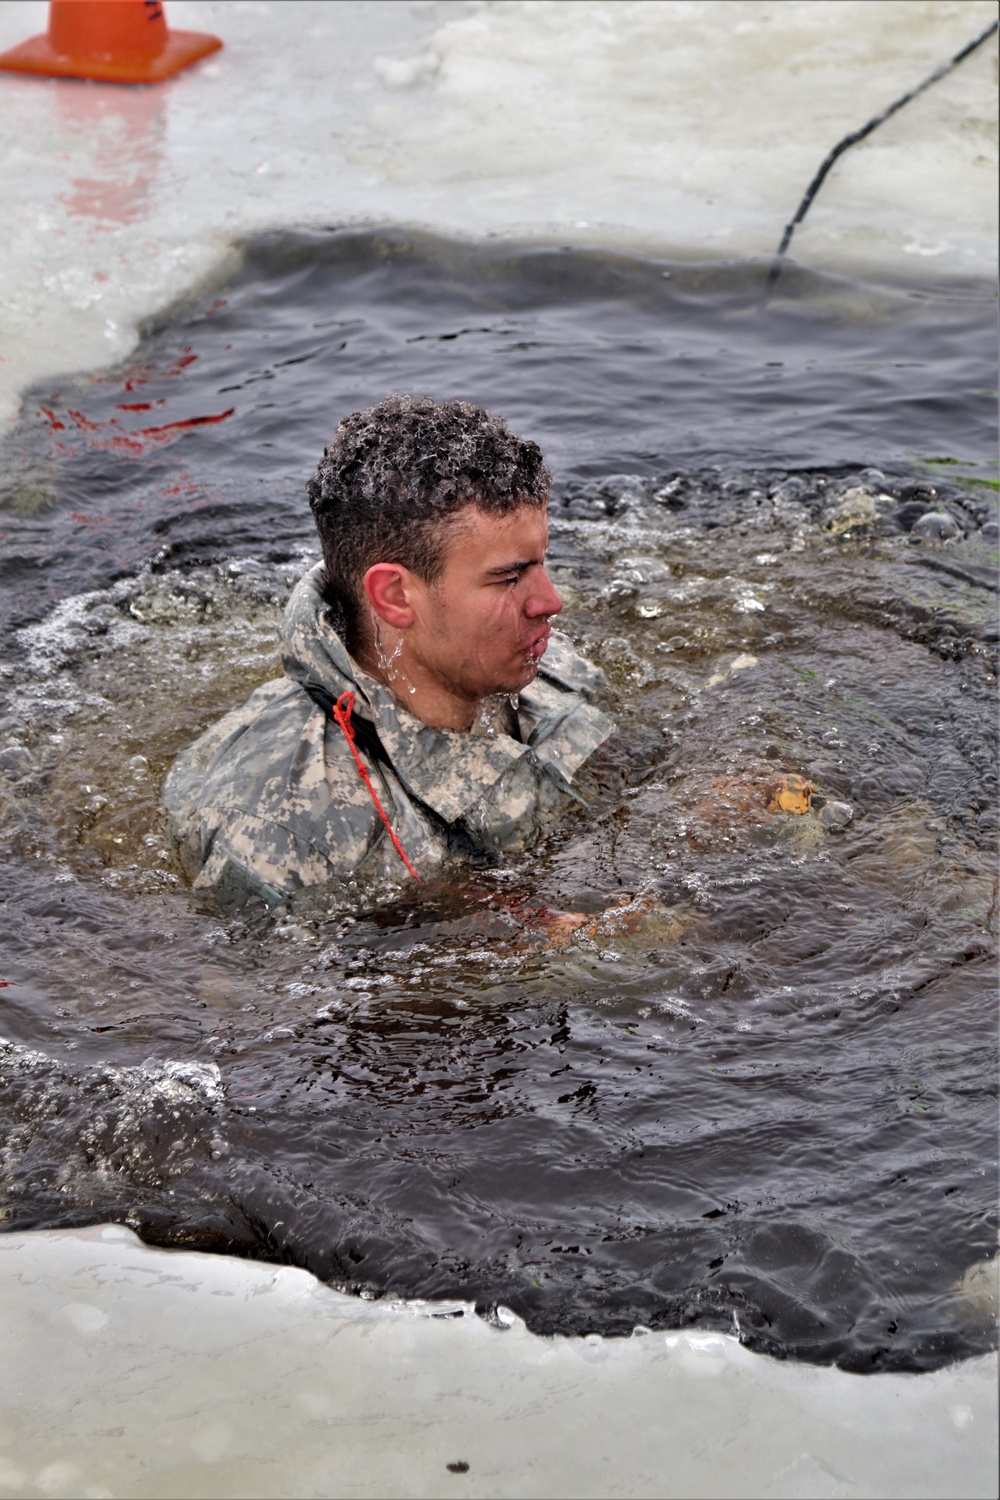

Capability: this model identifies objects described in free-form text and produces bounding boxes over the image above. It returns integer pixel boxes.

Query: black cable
[759,17,999,307]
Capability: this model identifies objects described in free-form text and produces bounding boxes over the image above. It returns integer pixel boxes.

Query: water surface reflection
[0,233,996,1370]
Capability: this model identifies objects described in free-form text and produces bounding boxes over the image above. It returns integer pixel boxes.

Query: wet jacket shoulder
[164,564,613,906]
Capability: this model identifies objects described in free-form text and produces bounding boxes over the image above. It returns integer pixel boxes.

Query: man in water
[165,395,613,907]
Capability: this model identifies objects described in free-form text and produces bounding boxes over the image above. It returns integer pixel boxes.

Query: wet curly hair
[306,394,551,652]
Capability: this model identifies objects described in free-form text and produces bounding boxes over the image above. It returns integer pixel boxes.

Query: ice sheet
[0,0,996,423]
[1,1225,996,1500]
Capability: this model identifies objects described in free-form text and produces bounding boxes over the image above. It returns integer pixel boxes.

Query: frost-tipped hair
[306,395,551,653]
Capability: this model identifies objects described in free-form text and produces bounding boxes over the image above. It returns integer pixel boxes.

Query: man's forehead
[445,500,549,563]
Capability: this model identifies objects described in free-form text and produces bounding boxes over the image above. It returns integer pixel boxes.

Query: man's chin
[512,658,543,691]
[475,662,539,698]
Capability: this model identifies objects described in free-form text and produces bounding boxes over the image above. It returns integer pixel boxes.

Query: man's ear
[363,563,417,630]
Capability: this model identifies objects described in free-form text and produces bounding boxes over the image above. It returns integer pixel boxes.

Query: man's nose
[526,567,563,618]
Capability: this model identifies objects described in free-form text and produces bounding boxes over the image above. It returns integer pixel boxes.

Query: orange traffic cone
[0,1,222,85]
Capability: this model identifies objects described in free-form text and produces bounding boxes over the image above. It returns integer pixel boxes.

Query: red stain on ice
[68,410,100,431]
[136,408,234,439]
[36,402,234,454]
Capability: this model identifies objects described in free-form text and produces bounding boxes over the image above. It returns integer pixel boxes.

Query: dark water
[0,229,997,1372]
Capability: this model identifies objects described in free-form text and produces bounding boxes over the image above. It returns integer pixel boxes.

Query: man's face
[406,502,563,701]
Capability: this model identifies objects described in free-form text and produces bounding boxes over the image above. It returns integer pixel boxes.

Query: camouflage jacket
[164,564,613,906]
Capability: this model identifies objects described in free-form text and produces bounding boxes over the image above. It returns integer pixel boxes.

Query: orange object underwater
[768,773,816,815]
[0,1,222,85]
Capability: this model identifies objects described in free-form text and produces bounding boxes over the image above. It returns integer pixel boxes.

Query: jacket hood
[280,562,361,707]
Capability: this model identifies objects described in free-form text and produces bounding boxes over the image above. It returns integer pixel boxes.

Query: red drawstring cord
[331,690,421,883]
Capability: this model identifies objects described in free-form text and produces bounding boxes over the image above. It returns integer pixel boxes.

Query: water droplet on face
[373,612,404,678]
[371,610,419,700]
